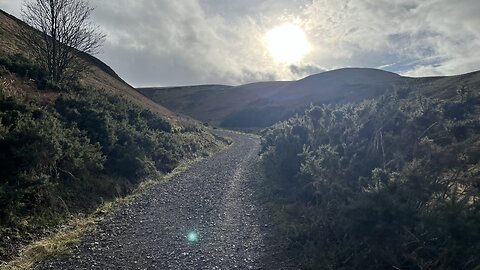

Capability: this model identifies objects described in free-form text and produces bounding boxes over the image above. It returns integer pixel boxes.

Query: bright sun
[265,23,311,64]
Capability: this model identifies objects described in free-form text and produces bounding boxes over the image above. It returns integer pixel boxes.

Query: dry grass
[0,146,231,270]
[0,73,60,105]
[1,216,96,270]
[0,10,183,121]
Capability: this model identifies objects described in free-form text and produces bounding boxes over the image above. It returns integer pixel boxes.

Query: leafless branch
[20,0,105,83]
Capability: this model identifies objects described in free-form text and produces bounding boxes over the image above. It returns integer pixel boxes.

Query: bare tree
[21,0,105,82]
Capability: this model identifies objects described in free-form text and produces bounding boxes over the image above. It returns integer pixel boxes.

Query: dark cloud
[289,64,325,77]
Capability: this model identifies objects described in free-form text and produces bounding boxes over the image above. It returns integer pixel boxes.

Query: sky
[1,0,480,87]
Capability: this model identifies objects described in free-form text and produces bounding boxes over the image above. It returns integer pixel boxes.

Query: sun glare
[265,23,311,64]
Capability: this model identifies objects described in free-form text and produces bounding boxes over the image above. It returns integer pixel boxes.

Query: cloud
[290,64,326,77]
[1,0,479,85]
[300,0,480,77]
[0,0,21,17]
[92,0,297,86]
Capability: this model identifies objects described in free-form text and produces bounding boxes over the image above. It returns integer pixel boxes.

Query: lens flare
[187,230,199,242]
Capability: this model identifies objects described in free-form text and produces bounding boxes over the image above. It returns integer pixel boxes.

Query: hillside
[139,68,480,128]
[0,9,174,119]
[140,84,234,122]
[0,9,222,263]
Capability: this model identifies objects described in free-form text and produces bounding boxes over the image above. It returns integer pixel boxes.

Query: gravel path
[37,131,293,270]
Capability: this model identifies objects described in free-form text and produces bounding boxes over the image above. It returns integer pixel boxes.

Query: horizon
[0,0,479,87]
[137,67,480,89]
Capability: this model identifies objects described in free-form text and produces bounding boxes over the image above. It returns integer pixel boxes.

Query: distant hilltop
[139,68,480,128]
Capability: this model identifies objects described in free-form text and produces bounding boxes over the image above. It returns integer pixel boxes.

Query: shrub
[54,89,182,182]
[261,91,480,269]
[0,53,47,88]
[0,82,211,259]
[0,92,104,228]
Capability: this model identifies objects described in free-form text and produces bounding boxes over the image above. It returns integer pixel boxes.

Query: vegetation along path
[37,131,289,270]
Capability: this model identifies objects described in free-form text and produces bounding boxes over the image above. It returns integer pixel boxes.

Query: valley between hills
[1,5,480,270]
[139,68,480,129]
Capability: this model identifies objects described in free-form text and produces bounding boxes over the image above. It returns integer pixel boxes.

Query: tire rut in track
[36,131,292,270]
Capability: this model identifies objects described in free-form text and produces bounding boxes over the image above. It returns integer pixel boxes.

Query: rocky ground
[36,131,295,270]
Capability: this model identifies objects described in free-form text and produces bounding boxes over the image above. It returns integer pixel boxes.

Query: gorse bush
[0,53,47,88]
[0,81,211,259]
[0,52,88,91]
[54,90,180,181]
[261,91,480,269]
[0,92,104,230]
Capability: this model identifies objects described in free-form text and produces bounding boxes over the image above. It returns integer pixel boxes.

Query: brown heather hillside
[139,68,480,129]
[0,9,176,120]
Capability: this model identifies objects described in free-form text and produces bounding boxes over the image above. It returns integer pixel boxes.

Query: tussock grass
[1,216,95,270]
[0,149,225,270]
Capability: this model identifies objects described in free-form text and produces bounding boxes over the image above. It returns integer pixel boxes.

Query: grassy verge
[0,146,229,270]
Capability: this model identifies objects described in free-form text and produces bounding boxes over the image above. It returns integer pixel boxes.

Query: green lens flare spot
[187,231,199,242]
